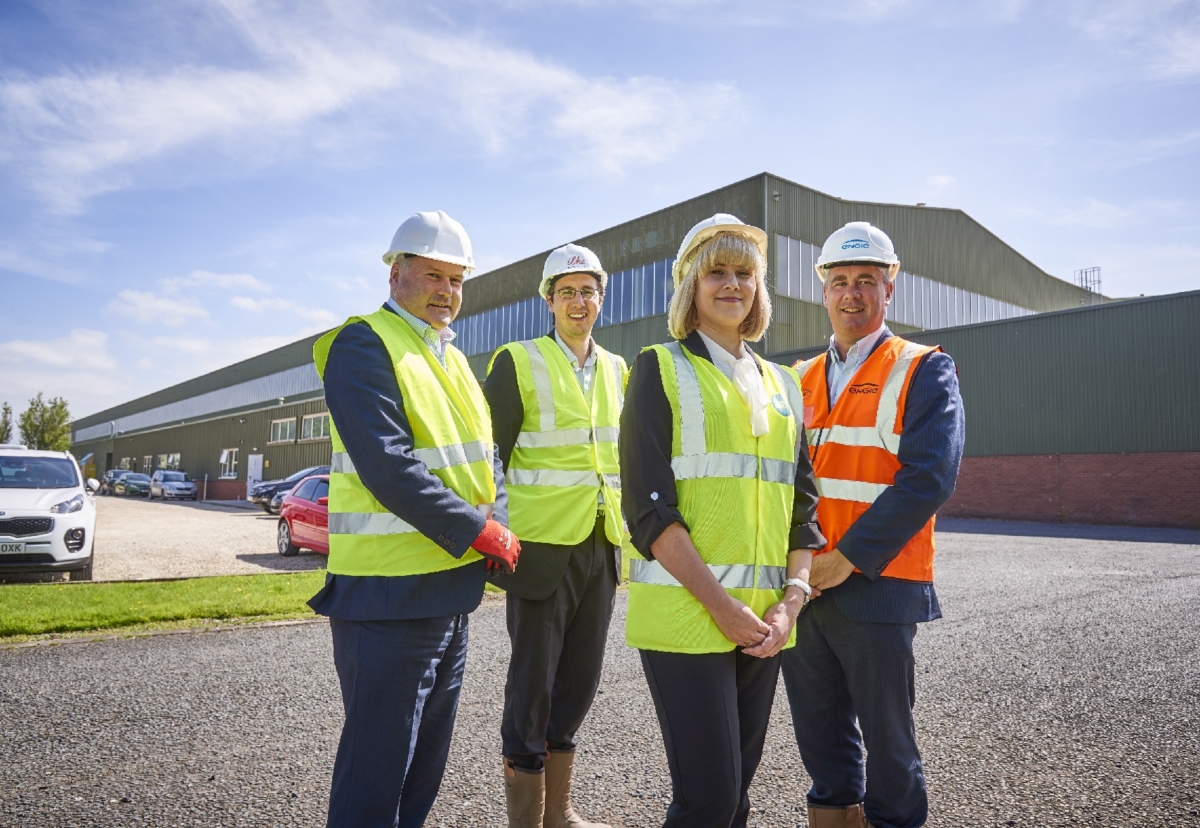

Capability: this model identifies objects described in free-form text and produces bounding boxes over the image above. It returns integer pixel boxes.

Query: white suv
[0,445,99,581]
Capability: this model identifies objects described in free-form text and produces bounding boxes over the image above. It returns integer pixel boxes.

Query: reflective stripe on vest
[328,512,417,535]
[314,307,495,577]
[797,336,939,583]
[494,336,626,546]
[626,341,801,655]
[629,559,787,590]
[331,440,490,475]
[805,341,928,459]
[664,343,801,487]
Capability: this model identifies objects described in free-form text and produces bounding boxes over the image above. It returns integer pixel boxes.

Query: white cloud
[0,329,118,373]
[229,295,339,325]
[0,0,736,213]
[924,174,956,189]
[106,289,209,325]
[0,329,126,419]
[1050,198,1133,228]
[162,269,272,294]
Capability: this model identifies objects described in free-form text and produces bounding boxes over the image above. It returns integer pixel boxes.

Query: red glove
[474,519,520,574]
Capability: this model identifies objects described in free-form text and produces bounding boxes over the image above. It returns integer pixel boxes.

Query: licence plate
[0,541,26,554]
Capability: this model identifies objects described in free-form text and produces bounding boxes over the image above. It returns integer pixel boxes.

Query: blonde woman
[620,214,824,827]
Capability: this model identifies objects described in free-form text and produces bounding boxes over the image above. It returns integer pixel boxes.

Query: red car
[277,474,329,557]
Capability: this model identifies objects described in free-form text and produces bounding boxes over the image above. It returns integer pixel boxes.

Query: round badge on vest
[771,393,792,417]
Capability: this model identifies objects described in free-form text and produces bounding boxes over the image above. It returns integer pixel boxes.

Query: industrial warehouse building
[69,174,1200,527]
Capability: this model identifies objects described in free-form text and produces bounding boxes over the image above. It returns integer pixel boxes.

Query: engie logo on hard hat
[567,255,588,268]
[841,239,871,250]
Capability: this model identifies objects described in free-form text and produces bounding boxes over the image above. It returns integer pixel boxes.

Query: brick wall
[199,479,246,501]
[942,452,1200,529]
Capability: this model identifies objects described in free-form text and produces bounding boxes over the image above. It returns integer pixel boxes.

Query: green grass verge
[0,571,329,638]
[1,571,508,640]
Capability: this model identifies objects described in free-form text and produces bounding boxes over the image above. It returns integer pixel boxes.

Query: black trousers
[640,648,781,828]
[501,519,617,769]
[781,597,926,828]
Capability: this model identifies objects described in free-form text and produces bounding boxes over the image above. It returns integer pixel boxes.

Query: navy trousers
[326,615,469,828]
[780,598,926,828]
[641,648,781,828]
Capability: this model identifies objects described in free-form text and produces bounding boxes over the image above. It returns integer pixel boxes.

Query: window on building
[143,455,153,474]
[219,448,239,479]
[167,453,182,470]
[270,418,297,444]
[120,457,133,470]
[301,413,332,440]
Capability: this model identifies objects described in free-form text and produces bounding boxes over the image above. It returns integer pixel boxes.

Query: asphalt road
[2,520,1199,827]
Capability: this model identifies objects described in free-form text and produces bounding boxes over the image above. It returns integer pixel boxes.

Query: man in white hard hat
[781,221,964,828]
[310,210,522,828]
[483,243,627,828]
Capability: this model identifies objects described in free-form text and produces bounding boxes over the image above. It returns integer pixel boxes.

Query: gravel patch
[86,496,325,581]
[2,522,1198,827]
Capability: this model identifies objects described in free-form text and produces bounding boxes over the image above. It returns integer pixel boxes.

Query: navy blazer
[816,328,965,625]
[308,304,508,621]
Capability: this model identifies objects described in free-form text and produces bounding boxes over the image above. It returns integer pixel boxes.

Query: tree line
[0,393,72,451]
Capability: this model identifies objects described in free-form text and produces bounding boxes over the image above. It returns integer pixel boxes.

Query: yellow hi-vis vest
[488,336,628,547]
[625,341,806,654]
[313,308,496,577]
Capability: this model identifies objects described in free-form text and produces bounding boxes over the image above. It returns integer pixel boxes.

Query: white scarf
[696,331,771,437]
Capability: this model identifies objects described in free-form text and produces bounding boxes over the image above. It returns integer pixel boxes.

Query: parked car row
[0,444,99,581]
[250,465,330,514]
[99,469,198,500]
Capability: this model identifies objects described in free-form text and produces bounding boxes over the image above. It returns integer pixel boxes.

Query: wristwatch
[782,577,812,598]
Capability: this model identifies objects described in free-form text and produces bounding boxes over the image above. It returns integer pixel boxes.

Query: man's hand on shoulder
[474,519,522,574]
[810,549,856,592]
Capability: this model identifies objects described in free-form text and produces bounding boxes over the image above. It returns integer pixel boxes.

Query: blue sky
[1,0,1198,421]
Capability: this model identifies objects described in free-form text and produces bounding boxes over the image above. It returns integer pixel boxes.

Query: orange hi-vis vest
[795,336,941,583]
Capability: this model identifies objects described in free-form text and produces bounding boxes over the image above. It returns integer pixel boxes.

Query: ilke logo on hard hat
[841,239,871,250]
[566,255,588,267]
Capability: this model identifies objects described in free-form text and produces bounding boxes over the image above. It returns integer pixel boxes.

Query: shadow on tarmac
[938,517,1200,545]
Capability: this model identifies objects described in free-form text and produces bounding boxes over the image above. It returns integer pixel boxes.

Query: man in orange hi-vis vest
[781,221,965,828]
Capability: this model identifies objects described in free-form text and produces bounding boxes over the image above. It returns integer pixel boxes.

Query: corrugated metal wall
[769,295,922,354]
[459,179,763,316]
[774,291,1200,456]
[73,398,332,482]
[761,173,1095,312]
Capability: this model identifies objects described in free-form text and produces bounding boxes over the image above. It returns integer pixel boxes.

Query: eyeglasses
[554,287,601,301]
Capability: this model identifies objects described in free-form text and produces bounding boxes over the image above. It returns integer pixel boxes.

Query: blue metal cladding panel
[773,290,1200,456]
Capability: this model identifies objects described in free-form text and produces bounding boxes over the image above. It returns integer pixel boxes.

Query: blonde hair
[667,232,771,341]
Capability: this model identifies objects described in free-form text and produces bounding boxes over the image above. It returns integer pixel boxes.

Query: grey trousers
[501,518,617,769]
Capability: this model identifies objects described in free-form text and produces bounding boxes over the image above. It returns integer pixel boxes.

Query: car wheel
[277,520,300,557]
[70,560,94,581]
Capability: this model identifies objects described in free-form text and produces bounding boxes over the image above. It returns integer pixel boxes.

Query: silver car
[149,470,198,501]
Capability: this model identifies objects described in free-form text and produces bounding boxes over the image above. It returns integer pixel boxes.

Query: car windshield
[125,474,151,484]
[286,466,322,483]
[161,472,191,482]
[0,456,79,489]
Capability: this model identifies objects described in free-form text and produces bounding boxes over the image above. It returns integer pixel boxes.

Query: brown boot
[543,751,611,828]
[806,802,870,828]
[504,757,546,828]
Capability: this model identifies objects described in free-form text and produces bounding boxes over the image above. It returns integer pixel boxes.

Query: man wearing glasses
[484,244,628,828]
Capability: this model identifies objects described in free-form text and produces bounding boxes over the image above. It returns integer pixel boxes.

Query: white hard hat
[382,210,475,273]
[539,243,607,299]
[672,213,768,288]
[815,221,900,282]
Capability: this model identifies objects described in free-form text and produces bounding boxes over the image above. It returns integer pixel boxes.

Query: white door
[246,454,264,501]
